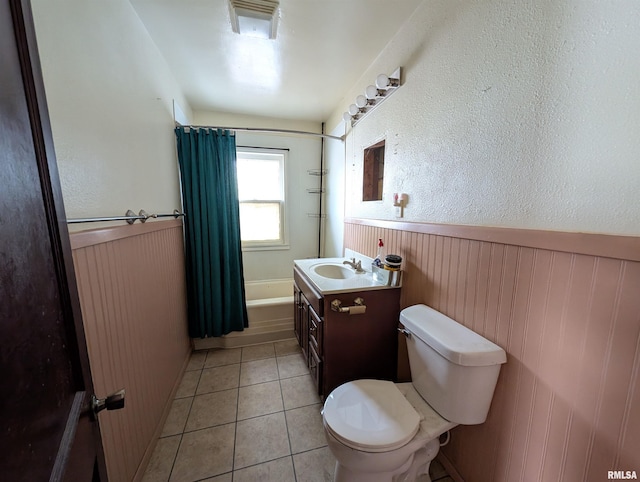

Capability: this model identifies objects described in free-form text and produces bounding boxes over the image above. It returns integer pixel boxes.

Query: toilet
[322,304,507,482]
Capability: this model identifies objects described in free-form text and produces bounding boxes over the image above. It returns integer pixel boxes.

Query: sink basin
[311,263,356,279]
[295,257,396,294]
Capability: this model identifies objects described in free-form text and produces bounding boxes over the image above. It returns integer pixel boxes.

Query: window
[236,148,287,248]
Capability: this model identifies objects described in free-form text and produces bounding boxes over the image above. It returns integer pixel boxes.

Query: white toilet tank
[400,304,507,425]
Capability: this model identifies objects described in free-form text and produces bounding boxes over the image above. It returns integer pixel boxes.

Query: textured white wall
[326,0,640,236]
[32,0,192,231]
[193,111,323,281]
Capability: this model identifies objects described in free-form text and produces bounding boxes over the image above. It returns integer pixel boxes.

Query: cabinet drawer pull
[331,298,366,314]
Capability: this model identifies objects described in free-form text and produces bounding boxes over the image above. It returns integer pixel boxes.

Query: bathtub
[193,278,295,350]
[244,278,294,325]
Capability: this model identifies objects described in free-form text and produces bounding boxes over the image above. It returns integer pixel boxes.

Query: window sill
[242,244,290,252]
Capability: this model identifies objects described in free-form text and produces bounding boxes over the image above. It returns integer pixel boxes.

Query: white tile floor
[142,340,454,482]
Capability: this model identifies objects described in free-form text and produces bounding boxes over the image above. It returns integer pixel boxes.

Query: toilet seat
[323,379,421,453]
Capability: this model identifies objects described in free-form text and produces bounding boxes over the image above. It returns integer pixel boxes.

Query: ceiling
[130,0,423,122]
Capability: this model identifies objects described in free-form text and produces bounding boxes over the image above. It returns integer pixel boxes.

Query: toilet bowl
[323,380,456,482]
[322,304,507,482]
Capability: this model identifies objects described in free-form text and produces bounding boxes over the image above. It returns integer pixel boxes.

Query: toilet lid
[323,379,421,452]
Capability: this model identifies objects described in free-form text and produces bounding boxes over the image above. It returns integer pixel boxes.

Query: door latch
[92,388,125,416]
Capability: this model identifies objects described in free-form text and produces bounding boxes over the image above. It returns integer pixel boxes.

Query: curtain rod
[179,124,344,141]
[67,209,184,225]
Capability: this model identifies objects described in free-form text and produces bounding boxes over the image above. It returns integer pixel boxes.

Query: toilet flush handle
[397,327,411,338]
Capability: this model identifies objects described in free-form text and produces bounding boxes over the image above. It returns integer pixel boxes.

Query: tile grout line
[277,366,298,481]
[235,344,270,478]
[167,363,202,482]
[231,348,243,476]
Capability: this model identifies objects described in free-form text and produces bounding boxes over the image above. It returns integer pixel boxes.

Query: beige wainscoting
[71,219,190,482]
[345,218,640,482]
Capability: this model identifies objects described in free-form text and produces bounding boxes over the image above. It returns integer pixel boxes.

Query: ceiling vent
[229,0,280,39]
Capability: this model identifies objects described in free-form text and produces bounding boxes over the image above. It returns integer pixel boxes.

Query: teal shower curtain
[175,127,248,338]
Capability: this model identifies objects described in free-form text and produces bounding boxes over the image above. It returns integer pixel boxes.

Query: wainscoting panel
[344,219,640,482]
[71,220,190,482]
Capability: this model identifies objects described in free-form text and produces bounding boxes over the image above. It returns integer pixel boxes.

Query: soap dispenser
[374,239,386,267]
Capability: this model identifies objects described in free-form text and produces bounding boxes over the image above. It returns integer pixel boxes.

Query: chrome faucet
[343,258,365,273]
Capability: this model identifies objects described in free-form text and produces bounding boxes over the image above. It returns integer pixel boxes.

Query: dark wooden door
[0,1,107,480]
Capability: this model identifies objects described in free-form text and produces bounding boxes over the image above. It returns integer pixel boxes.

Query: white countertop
[294,257,399,294]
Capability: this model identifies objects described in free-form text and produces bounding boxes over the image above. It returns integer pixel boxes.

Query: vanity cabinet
[293,283,305,357]
[293,265,400,398]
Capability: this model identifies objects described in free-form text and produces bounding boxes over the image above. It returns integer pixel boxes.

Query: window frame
[236,147,289,251]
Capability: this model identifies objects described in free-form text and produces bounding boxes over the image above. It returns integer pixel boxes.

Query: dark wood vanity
[293,265,401,398]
